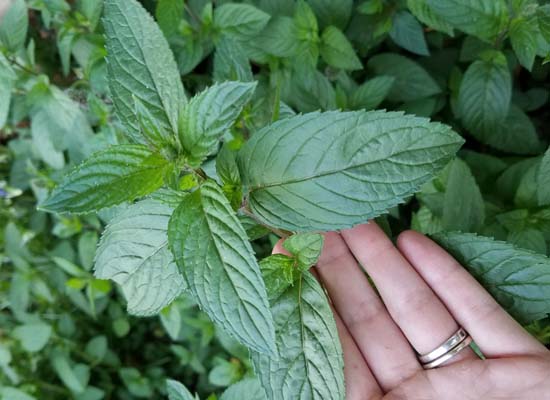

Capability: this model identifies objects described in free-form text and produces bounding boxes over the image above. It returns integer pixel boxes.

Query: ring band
[418,328,469,364]
[422,336,472,369]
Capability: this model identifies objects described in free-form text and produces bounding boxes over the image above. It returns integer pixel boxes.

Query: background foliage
[1,0,550,399]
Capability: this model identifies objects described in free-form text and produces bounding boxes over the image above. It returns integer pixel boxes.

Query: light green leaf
[220,378,266,400]
[178,81,256,166]
[458,51,511,146]
[238,110,463,231]
[260,254,295,301]
[214,3,270,39]
[13,323,52,353]
[95,200,186,316]
[538,147,550,206]
[51,352,86,394]
[320,26,362,70]
[433,232,550,324]
[427,0,508,41]
[155,0,184,37]
[251,272,344,400]
[257,17,300,58]
[168,180,276,354]
[389,11,429,56]
[166,379,198,400]
[510,17,538,71]
[0,388,36,400]
[0,0,28,51]
[367,53,441,102]
[0,55,16,129]
[306,0,352,29]
[407,0,454,36]
[442,158,485,232]
[104,0,186,143]
[349,75,395,110]
[213,37,253,82]
[77,0,103,31]
[216,144,242,210]
[283,233,324,268]
[40,145,171,214]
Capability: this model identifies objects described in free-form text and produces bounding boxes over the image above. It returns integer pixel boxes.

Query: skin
[273,223,550,400]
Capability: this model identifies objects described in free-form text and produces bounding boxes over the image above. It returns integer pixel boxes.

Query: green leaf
[349,75,395,110]
[538,5,550,41]
[433,232,550,324]
[13,323,52,353]
[168,180,276,354]
[539,147,550,206]
[220,379,266,400]
[489,105,543,155]
[178,81,256,166]
[320,26,362,70]
[457,51,511,146]
[238,110,463,231]
[251,272,344,400]
[294,0,320,67]
[213,37,253,82]
[283,233,324,268]
[283,65,336,112]
[427,0,508,41]
[389,11,430,56]
[367,53,441,102]
[442,158,485,232]
[510,17,538,71]
[407,0,454,36]
[155,0,184,38]
[166,379,198,400]
[0,388,36,400]
[104,0,186,143]
[260,254,295,300]
[214,3,270,39]
[0,55,16,129]
[95,199,186,316]
[0,0,28,51]
[51,352,86,394]
[508,229,547,255]
[40,145,171,214]
[257,17,301,58]
[306,0,352,29]
[216,144,242,210]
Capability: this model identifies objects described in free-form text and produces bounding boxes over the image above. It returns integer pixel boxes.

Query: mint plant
[2,0,550,398]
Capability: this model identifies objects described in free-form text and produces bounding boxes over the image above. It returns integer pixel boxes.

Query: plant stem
[241,207,291,238]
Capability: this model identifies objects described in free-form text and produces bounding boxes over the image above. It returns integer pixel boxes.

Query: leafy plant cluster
[1,0,550,399]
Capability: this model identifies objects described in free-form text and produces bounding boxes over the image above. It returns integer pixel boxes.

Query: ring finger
[340,222,478,365]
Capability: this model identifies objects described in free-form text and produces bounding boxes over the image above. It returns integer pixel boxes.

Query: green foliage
[2,0,550,398]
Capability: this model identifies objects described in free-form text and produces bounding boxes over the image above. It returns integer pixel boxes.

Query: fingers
[340,223,478,363]
[396,230,547,357]
[314,232,421,391]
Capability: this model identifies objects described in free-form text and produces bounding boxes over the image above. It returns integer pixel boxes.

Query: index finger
[396,230,547,357]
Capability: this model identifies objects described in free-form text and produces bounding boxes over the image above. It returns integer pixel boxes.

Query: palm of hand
[274,224,550,400]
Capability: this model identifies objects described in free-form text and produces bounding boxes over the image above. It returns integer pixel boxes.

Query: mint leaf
[510,17,538,71]
[442,158,485,232]
[407,0,454,36]
[214,3,270,39]
[367,53,441,102]
[389,11,430,56]
[95,200,186,316]
[434,232,550,324]
[168,180,276,354]
[251,272,344,400]
[238,110,463,231]
[40,145,171,214]
[13,323,52,353]
[104,0,186,144]
[220,379,265,400]
[214,37,253,82]
[0,55,16,129]
[538,147,550,206]
[155,0,184,38]
[294,0,320,67]
[283,233,324,269]
[458,51,511,146]
[320,26,362,70]
[216,144,242,210]
[166,379,198,400]
[307,0,352,29]
[427,0,508,41]
[260,254,295,301]
[349,75,395,110]
[178,81,256,166]
[0,0,28,52]
[491,105,543,155]
[538,5,550,42]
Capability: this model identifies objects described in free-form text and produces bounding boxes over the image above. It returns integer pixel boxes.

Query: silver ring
[422,336,472,369]
[418,328,468,364]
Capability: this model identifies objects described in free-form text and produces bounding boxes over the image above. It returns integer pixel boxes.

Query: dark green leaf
[539,147,550,206]
[320,26,362,70]
[155,0,184,38]
[214,3,270,39]
[407,0,454,36]
[510,17,538,71]
[349,76,395,110]
[389,11,430,56]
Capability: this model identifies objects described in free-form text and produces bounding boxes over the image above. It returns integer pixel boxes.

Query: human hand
[273,223,550,400]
